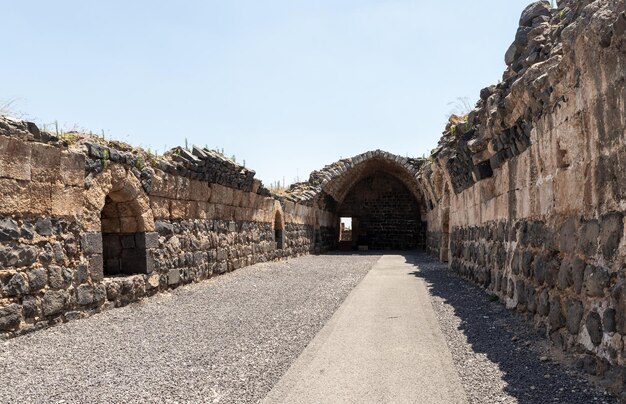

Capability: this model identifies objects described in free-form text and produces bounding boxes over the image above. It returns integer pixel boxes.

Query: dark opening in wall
[339,217,353,251]
[338,172,424,250]
[274,211,284,249]
[101,194,149,276]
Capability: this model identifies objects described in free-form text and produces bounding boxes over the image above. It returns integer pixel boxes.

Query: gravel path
[1,252,618,403]
[0,254,379,404]
[409,253,618,404]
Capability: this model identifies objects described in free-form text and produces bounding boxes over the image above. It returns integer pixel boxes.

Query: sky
[2,1,534,186]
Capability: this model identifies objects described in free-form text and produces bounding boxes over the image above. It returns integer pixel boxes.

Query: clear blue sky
[2,1,533,186]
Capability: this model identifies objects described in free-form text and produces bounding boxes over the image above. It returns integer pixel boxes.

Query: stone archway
[286,150,428,251]
[83,164,156,276]
[338,172,423,250]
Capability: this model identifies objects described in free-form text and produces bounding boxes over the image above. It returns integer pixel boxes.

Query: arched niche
[83,164,156,276]
[273,209,284,250]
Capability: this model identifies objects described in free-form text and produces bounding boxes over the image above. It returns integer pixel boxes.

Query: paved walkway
[263,255,466,404]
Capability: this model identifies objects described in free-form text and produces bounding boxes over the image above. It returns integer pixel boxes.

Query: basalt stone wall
[426,231,442,257]
[449,214,625,377]
[0,118,335,338]
[419,0,626,386]
[319,226,337,252]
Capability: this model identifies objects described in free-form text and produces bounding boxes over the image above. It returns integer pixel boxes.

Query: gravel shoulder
[0,254,379,404]
[409,253,618,404]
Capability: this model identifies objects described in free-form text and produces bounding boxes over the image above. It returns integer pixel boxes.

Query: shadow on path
[401,251,617,404]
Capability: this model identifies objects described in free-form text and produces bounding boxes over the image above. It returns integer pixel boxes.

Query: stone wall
[419,0,626,384]
[0,119,335,338]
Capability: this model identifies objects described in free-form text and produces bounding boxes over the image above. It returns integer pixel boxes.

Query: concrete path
[263,254,467,404]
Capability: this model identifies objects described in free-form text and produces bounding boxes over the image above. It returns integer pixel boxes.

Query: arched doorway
[100,181,151,276]
[337,172,423,250]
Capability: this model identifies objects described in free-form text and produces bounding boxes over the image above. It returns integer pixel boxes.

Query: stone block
[558,217,578,254]
[28,182,53,215]
[75,264,89,284]
[155,221,174,237]
[586,311,603,346]
[30,143,61,183]
[146,273,160,289]
[536,178,555,216]
[51,185,85,217]
[214,204,233,220]
[170,200,188,220]
[150,172,177,198]
[0,135,31,180]
[525,287,537,313]
[599,212,623,260]
[149,196,171,219]
[81,232,103,255]
[548,295,564,330]
[210,184,234,205]
[145,254,154,274]
[42,290,68,316]
[205,203,216,219]
[4,272,29,296]
[0,303,22,331]
[35,218,53,236]
[119,217,139,233]
[76,284,95,306]
[554,168,585,214]
[230,189,244,207]
[583,265,609,297]
[0,178,30,215]
[187,201,199,219]
[167,268,180,286]
[578,219,599,257]
[175,176,191,200]
[48,265,71,289]
[189,180,210,201]
[22,295,41,319]
[566,298,584,335]
[116,201,137,218]
[15,245,38,267]
[0,218,20,241]
[101,218,121,233]
[26,268,47,291]
[533,253,550,286]
[60,151,85,186]
[137,232,159,249]
[603,308,616,333]
[89,254,104,282]
[571,257,586,293]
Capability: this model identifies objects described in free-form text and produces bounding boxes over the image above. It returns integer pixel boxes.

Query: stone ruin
[0,0,625,391]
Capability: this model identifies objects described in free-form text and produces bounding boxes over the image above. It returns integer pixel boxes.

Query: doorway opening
[274,211,284,249]
[339,217,353,251]
[339,217,353,241]
[101,193,148,276]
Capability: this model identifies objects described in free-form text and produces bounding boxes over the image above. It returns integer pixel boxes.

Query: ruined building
[0,0,625,389]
